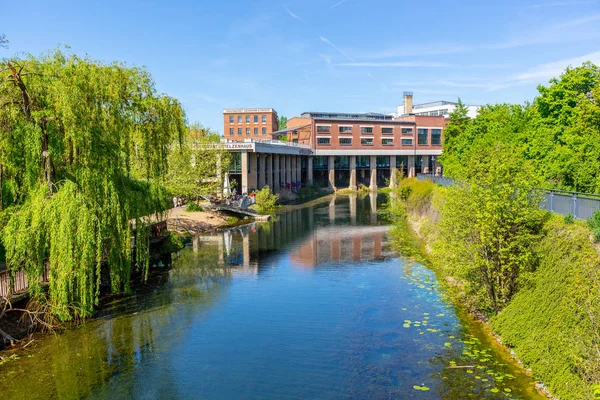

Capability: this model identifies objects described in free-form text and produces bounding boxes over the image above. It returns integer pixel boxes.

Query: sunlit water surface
[0,194,542,399]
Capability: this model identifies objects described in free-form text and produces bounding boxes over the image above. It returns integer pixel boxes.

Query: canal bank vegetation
[390,62,600,398]
[0,47,228,337]
[392,175,600,399]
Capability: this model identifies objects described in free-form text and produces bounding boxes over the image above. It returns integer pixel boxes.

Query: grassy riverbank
[389,178,600,399]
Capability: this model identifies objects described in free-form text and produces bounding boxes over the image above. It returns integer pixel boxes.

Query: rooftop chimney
[403,91,413,114]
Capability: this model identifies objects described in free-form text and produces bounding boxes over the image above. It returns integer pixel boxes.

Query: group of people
[224,188,255,209]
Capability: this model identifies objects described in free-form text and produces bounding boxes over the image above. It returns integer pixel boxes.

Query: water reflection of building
[190,193,391,272]
[289,225,391,268]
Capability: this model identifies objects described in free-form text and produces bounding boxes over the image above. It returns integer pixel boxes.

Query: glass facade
[334,156,349,169]
[313,156,329,170]
[356,156,370,169]
[431,129,442,145]
[418,129,428,145]
[376,156,390,168]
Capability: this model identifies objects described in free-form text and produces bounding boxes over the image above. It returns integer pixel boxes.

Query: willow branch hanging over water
[0,48,186,321]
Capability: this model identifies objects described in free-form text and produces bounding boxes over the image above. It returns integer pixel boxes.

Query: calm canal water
[0,194,543,399]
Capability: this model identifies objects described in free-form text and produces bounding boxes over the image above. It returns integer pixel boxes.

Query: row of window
[416,109,449,117]
[229,127,268,136]
[229,115,268,124]
[317,132,441,146]
[316,126,414,135]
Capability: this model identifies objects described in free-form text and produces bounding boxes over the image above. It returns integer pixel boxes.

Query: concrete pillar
[296,156,302,190]
[257,153,265,189]
[389,155,397,188]
[273,154,280,193]
[241,150,249,194]
[408,155,416,178]
[248,153,258,192]
[349,155,357,191]
[328,155,335,190]
[422,155,430,174]
[433,156,442,176]
[307,156,314,186]
[369,155,377,191]
[266,154,273,190]
[285,155,292,191]
[291,155,297,191]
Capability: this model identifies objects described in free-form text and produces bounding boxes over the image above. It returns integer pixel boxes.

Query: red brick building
[223,108,278,140]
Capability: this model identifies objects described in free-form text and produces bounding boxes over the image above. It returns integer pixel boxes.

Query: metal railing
[417,173,600,220]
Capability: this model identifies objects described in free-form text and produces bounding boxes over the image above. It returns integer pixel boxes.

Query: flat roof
[223,108,276,114]
[301,111,395,121]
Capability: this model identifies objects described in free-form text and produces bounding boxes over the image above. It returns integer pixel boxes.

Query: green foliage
[0,48,185,320]
[563,213,575,224]
[185,202,203,212]
[165,125,231,199]
[492,217,600,399]
[398,178,435,215]
[278,116,287,130]
[254,186,279,214]
[441,63,600,193]
[435,144,547,313]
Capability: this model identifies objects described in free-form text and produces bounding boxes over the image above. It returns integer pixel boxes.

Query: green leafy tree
[165,124,231,200]
[254,186,279,214]
[436,143,547,313]
[0,48,186,320]
[278,116,287,130]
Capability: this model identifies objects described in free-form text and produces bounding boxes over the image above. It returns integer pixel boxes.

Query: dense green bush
[185,202,203,212]
[564,213,574,224]
[492,217,600,399]
[254,186,279,214]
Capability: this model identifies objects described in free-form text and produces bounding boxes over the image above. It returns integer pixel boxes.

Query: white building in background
[397,99,480,119]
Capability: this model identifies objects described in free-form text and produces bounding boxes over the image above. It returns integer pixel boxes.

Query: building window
[317,125,331,134]
[246,128,250,136]
[238,128,242,136]
[381,127,393,134]
[229,116,234,124]
[237,115,242,124]
[262,127,266,135]
[339,137,352,146]
[254,115,258,123]
[361,127,373,134]
[376,156,390,168]
[441,109,449,115]
[401,128,413,135]
[357,156,370,168]
[339,126,352,134]
[254,127,258,136]
[317,137,331,146]
[246,115,250,123]
[401,138,412,146]
[361,138,373,146]
[431,129,442,145]
[262,115,267,123]
[418,128,428,145]
[382,138,393,146]
[229,128,234,135]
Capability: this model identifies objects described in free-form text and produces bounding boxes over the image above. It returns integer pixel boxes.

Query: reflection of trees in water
[0,245,232,400]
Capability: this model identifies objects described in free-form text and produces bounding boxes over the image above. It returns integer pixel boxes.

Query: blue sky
[3,0,600,133]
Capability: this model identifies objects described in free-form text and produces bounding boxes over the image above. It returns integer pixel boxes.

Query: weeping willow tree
[165,123,232,200]
[0,48,186,321]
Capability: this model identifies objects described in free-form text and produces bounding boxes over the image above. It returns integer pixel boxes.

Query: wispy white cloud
[338,61,454,67]
[525,0,597,9]
[284,7,305,23]
[329,0,348,9]
[513,50,600,81]
[351,44,473,59]
[489,14,600,49]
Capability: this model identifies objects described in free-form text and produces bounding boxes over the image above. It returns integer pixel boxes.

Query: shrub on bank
[254,186,279,215]
[185,202,203,212]
[391,179,600,399]
[492,217,600,399]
